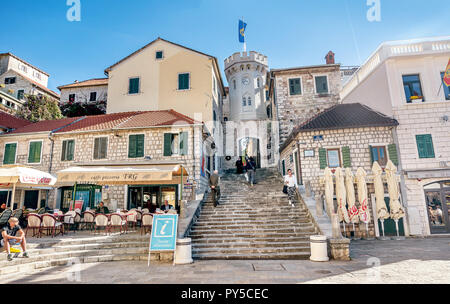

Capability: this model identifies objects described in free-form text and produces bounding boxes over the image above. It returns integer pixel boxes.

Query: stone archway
[238,137,261,168]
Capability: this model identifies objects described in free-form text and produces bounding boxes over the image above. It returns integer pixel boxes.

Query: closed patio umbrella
[335,167,350,224]
[324,167,334,217]
[385,160,405,239]
[356,167,371,239]
[345,168,359,224]
[372,161,389,239]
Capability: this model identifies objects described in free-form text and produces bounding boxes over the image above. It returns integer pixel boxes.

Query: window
[5,77,16,84]
[17,90,24,100]
[403,74,424,103]
[371,146,388,166]
[247,96,252,106]
[178,73,190,90]
[128,134,144,158]
[315,76,329,94]
[164,132,188,156]
[326,149,341,168]
[416,134,435,159]
[34,71,41,80]
[213,111,217,121]
[61,139,75,161]
[155,51,164,59]
[233,80,236,90]
[69,94,75,102]
[28,141,42,163]
[289,78,302,95]
[242,97,247,106]
[129,77,140,94]
[257,78,260,88]
[89,92,97,102]
[19,64,28,73]
[440,72,450,100]
[265,90,269,101]
[3,143,17,165]
[94,137,108,160]
[281,159,286,176]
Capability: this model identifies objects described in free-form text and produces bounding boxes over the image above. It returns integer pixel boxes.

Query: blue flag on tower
[239,19,247,43]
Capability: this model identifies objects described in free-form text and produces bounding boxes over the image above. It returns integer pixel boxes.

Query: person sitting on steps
[0,217,29,261]
[284,169,298,207]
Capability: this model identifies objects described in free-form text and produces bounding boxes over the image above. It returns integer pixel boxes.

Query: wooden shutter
[135,135,144,158]
[416,135,435,158]
[369,145,374,164]
[94,138,100,159]
[68,140,75,161]
[128,136,137,158]
[179,132,188,156]
[387,144,399,165]
[319,148,327,169]
[342,146,351,168]
[28,142,41,163]
[3,143,16,165]
[99,138,107,159]
[163,133,172,156]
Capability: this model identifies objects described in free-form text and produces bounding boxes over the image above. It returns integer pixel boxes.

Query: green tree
[16,94,63,122]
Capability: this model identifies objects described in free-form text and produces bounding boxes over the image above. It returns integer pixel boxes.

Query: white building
[58,78,108,105]
[341,36,450,235]
[223,51,278,169]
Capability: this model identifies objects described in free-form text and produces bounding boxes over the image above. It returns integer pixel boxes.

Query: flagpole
[242,17,246,53]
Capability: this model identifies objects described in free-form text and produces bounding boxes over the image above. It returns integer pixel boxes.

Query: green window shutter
[68,140,75,161]
[163,133,172,156]
[3,143,17,165]
[282,160,286,176]
[416,135,435,159]
[28,142,41,163]
[129,78,139,94]
[319,148,327,169]
[369,145,374,164]
[61,141,67,161]
[178,73,189,90]
[94,138,100,159]
[342,146,351,168]
[387,144,399,166]
[135,135,144,158]
[128,136,136,158]
[179,132,188,156]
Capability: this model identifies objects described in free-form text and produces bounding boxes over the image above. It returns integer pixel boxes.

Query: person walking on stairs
[246,157,257,186]
[284,169,298,207]
[209,170,221,207]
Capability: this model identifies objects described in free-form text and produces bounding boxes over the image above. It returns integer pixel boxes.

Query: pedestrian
[209,170,221,207]
[235,158,244,174]
[284,169,298,207]
[0,203,7,213]
[1,217,29,261]
[246,157,256,186]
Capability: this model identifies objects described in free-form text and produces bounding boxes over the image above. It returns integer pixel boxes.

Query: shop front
[60,184,102,212]
[128,185,178,211]
[424,180,450,234]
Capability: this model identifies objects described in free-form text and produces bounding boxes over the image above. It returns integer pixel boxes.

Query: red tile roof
[0,111,31,129]
[7,117,81,134]
[57,78,108,90]
[114,110,197,129]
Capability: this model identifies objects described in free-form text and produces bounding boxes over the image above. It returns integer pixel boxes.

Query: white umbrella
[385,160,405,220]
[345,168,359,224]
[335,167,350,224]
[356,167,370,224]
[324,167,334,217]
[372,161,389,220]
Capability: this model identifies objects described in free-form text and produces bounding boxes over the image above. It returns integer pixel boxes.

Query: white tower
[223,51,276,169]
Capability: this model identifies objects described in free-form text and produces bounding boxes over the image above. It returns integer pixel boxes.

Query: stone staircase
[189,168,318,260]
[0,233,149,277]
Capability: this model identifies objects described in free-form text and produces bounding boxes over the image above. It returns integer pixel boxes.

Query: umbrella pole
[394,219,405,240]
[379,219,389,240]
[72,182,77,211]
[10,183,16,210]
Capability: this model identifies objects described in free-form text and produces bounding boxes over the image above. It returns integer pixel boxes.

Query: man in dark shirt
[160,200,174,212]
[95,202,110,214]
[209,170,221,207]
[1,217,29,261]
[0,203,7,213]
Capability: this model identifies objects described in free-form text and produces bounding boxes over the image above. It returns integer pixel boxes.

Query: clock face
[242,77,250,85]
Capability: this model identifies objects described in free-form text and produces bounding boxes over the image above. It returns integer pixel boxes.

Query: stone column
[305,180,312,198]
[315,194,324,217]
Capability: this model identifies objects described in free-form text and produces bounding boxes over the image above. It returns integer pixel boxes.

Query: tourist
[161,200,174,212]
[0,203,7,213]
[235,158,244,174]
[95,201,109,214]
[284,169,298,207]
[209,170,221,207]
[0,218,29,261]
[246,157,256,186]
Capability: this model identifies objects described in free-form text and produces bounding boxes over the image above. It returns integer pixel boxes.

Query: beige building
[341,36,450,235]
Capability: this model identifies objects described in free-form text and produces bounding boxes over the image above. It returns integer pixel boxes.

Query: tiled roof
[6,69,60,99]
[54,112,141,133]
[57,78,108,90]
[0,111,31,129]
[280,103,398,151]
[6,117,81,134]
[114,110,197,129]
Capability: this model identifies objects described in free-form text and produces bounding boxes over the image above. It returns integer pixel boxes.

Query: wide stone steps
[193,218,312,226]
[193,252,310,260]
[192,245,310,255]
[191,236,310,244]
[191,222,314,231]
[192,240,310,249]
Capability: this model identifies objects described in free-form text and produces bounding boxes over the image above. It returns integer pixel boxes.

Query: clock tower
[223,51,278,169]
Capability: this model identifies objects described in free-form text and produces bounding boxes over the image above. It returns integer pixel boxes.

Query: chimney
[325,51,335,65]
[74,80,79,83]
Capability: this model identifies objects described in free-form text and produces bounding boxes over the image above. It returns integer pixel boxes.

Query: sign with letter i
[148,214,179,266]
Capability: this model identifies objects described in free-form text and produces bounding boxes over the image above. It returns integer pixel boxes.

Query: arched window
[242,97,247,106]
[257,78,260,88]
[247,96,252,106]
[233,79,236,90]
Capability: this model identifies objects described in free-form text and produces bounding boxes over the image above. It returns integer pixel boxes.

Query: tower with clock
[223,51,278,169]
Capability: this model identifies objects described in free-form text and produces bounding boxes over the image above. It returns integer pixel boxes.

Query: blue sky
[3,0,450,91]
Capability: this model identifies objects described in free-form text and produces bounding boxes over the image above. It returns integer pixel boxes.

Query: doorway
[424,181,450,234]
[239,137,261,168]
[24,190,39,209]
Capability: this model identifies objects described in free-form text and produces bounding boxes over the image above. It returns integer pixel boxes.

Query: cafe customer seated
[160,200,174,213]
[95,202,110,214]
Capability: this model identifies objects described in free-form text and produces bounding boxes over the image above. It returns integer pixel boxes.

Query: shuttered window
[93,137,108,160]
[128,134,145,158]
[289,78,302,95]
[326,149,341,168]
[416,134,435,159]
[28,141,42,163]
[129,78,140,94]
[3,143,17,165]
[341,146,351,168]
[178,73,190,90]
[164,132,188,156]
[319,148,327,169]
[315,76,329,94]
[61,140,75,161]
[387,144,399,166]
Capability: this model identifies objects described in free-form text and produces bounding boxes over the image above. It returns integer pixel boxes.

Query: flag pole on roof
[239,18,247,53]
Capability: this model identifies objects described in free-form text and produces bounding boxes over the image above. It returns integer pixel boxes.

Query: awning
[0,166,57,187]
[56,164,188,186]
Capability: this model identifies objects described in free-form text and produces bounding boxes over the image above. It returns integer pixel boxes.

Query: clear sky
[2,0,450,91]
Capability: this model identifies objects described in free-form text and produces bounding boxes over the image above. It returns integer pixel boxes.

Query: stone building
[270,54,342,146]
[0,111,31,134]
[0,53,60,108]
[222,51,279,169]
[58,78,108,106]
[0,110,215,211]
[341,36,450,236]
[279,103,399,237]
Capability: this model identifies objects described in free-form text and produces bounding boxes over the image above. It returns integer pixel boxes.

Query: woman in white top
[284,169,298,207]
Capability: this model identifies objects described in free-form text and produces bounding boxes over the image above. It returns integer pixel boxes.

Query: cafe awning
[0,166,57,187]
[56,164,188,186]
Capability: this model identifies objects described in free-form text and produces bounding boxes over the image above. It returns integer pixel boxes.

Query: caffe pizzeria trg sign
[58,171,173,184]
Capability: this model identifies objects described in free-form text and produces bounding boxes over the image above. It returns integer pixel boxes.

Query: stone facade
[59,84,108,105]
[272,64,341,145]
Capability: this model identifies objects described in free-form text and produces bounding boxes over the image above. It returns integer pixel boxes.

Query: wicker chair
[37,208,45,215]
[126,210,138,230]
[141,213,153,235]
[0,209,12,228]
[74,210,82,230]
[81,211,95,231]
[110,213,127,234]
[167,209,178,215]
[135,210,143,226]
[63,211,76,232]
[11,209,23,219]
[141,208,150,214]
[41,214,64,237]
[25,214,42,237]
[94,214,110,235]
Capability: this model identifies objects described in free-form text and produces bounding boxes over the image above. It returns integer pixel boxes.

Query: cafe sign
[58,171,172,184]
